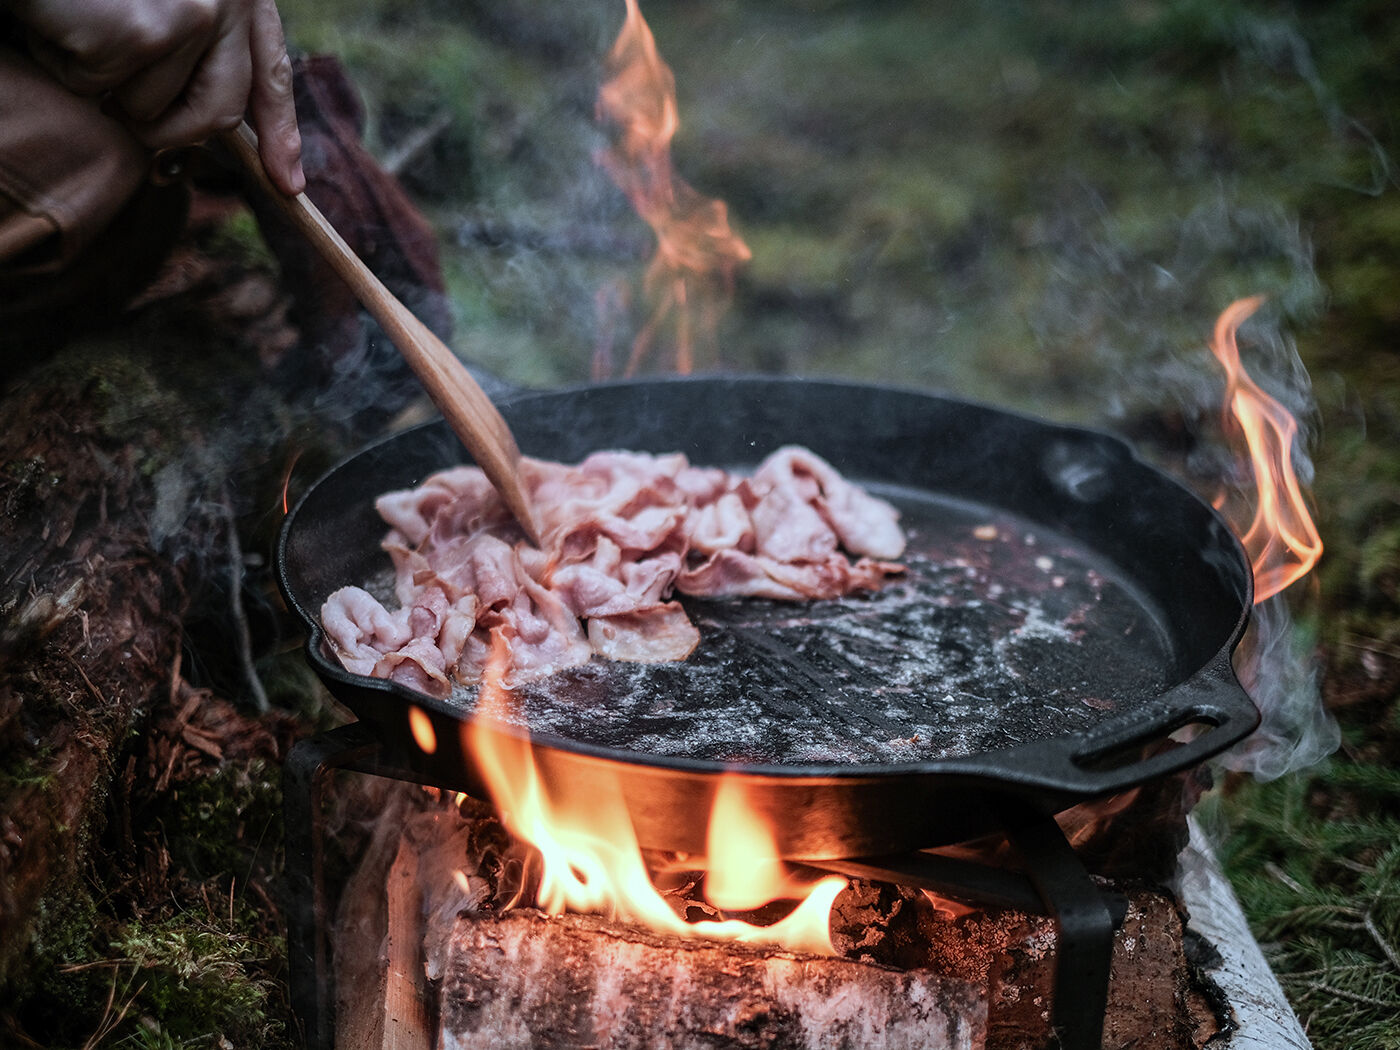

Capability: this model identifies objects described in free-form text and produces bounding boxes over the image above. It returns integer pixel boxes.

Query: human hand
[10,0,305,194]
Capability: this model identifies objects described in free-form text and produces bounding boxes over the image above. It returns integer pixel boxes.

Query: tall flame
[464,629,843,954]
[1209,296,1323,602]
[596,0,751,376]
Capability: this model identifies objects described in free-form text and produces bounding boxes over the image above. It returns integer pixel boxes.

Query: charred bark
[968,889,1223,1049]
[0,342,204,987]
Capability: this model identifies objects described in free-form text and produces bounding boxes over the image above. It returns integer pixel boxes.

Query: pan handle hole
[1073,716,1222,773]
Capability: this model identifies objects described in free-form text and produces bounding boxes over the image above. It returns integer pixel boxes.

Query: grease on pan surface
[449,488,1174,765]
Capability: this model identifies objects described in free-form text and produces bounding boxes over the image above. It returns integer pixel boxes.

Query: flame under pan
[279,377,1257,857]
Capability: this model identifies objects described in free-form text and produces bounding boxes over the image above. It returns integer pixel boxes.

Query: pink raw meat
[321,446,905,694]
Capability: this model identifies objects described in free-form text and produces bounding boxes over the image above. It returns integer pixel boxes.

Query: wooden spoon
[221,121,542,545]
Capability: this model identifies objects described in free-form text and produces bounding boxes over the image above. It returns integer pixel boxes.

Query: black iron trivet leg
[283,722,382,1050]
[1005,811,1120,1050]
[809,822,1123,1049]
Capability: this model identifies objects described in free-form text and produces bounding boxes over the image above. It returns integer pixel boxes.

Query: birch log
[424,887,1222,1050]
[437,909,987,1050]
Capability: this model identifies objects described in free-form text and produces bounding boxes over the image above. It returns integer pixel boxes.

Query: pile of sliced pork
[321,446,906,694]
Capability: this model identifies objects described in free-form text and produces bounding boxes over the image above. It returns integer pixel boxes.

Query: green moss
[28,879,101,976]
[111,917,280,1044]
[202,210,278,270]
[0,754,55,793]
[846,166,979,263]
[743,225,849,289]
[2,881,112,1040]
[161,760,283,880]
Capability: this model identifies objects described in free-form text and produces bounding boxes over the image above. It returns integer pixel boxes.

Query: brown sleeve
[0,38,150,274]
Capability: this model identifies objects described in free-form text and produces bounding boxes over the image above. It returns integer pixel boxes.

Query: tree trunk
[0,54,455,1042]
[1,345,195,985]
[0,241,313,989]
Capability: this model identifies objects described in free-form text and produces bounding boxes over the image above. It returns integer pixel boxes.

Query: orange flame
[408,706,438,755]
[703,775,799,911]
[596,0,751,376]
[279,449,303,515]
[462,629,842,953]
[1209,296,1323,602]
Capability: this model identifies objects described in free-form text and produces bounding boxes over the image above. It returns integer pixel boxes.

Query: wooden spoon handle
[221,121,541,545]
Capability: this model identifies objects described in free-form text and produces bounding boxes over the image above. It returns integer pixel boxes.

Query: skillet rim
[277,375,1258,793]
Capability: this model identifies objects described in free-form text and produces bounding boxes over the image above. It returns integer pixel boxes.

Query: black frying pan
[279,377,1257,859]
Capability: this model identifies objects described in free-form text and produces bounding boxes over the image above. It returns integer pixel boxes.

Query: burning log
[980,891,1222,1049]
[333,788,438,1050]
[324,789,1224,1050]
[418,885,1219,1050]
[335,826,433,1050]
[421,886,1218,1050]
[436,909,986,1050]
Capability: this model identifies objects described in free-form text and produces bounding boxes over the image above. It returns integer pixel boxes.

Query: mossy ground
[6,738,292,1048]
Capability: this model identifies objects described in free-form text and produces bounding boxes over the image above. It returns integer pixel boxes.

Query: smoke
[1026,191,1323,419]
[1024,190,1336,779]
[1225,596,1338,781]
[1232,14,1395,198]
[1007,7,1398,780]
[299,311,435,430]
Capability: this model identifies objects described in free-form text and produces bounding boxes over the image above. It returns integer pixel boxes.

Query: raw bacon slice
[320,446,904,691]
[374,637,451,697]
[587,603,701,663]
[751,446,906,560]
[676,547,903,601]
[322,585,410,676]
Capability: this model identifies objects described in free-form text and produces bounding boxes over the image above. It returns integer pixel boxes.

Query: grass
[1204,763,1400,1047]
[15,889,291,1050]
[272,1,1399,1045]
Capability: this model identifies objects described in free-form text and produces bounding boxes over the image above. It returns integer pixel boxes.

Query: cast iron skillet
[279,376,1257,859]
